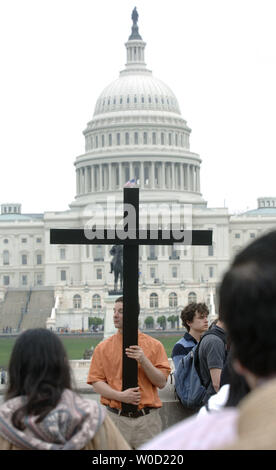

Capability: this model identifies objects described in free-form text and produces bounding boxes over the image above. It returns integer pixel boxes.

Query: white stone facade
[1,16,276,331]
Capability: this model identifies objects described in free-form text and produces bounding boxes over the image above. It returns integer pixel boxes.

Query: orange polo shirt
[87,331,171,410]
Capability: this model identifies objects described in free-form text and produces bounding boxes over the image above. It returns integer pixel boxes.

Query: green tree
[167,314,179,329]
[144,316,154,329]
[88,317,103,328]
[157,315,166,330]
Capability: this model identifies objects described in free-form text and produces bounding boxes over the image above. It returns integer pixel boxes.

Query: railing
[17,289,32,330]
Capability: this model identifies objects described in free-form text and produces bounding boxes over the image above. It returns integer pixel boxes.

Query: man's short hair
[115,296,140,315]
[219,230,276,378]
[181,302,209,332]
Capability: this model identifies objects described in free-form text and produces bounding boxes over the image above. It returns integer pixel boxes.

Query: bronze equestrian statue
[110,245,123,292]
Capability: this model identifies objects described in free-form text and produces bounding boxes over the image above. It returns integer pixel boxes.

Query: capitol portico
[0,10,276,333]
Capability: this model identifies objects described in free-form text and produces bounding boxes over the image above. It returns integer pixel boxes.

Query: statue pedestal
[46,317,56,330]
[103,294,118,340]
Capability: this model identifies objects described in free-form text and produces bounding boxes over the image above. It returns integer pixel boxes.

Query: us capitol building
[1,10,276,332]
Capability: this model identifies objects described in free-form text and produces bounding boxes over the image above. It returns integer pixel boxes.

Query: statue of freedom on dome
[131,7,138,25]
[129,7,142,41]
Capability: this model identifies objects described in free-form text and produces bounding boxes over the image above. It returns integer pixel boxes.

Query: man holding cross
[51,187,212,448]
[87,296,171,449]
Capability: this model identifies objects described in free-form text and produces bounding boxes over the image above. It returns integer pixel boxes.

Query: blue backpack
[172,336,195,370]
[174,329,226,409]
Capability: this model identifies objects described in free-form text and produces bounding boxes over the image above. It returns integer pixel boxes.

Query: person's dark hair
[219,230,276,377]
[115,296,140,315]
[5,328,72,430]
[181,302,209,332]
[220,350,250,407]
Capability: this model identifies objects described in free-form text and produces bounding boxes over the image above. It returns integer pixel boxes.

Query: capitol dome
[72,9,206,208]
[93,72,181,116]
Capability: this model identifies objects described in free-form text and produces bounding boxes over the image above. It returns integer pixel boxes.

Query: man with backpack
[173,312,227,410]
[171,303,209,369]
[198,319,228,404]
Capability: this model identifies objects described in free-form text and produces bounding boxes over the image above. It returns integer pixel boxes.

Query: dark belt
[107,405,155,418]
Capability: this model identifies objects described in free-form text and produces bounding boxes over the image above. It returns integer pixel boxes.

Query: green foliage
[144,316,154,328]
[167,315,179,328]
[157,315,166,327]
[88,317,103,327]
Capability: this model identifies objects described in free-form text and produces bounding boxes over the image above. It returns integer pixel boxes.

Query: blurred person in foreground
[142,228,276,450]
[140,313,248,450]
[0,328,130,450]
[216,229,276,449]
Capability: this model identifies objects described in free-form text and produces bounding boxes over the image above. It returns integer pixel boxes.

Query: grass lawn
[0,338,16,369]
[0,333,182,368]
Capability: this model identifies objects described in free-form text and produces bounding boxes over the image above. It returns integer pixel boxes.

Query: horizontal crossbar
[50,228,212,246]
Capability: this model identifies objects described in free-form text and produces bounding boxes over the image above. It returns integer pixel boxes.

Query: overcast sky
[0,0,275,214]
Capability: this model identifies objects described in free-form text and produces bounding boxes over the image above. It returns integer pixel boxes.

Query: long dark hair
[220,349,250,407]
[5,328,72,430]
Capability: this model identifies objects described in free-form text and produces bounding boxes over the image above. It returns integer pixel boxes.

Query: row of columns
[85,131,189,150]
[76,161,200,195]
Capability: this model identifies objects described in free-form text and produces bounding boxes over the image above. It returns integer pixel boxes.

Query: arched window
[169,292,178,307]
[73,294,81,309]
[150,293,158,308]
[3,250,9,265]
[188,292,197,304]
[92,294,101,310]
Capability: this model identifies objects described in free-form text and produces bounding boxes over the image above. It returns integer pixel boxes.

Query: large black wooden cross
[50,188,212,413]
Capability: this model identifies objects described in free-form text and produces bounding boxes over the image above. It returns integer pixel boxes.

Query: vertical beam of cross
[122,188,139,413]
